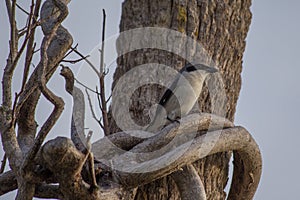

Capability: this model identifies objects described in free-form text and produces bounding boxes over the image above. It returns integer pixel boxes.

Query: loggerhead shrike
[145,63,218,132]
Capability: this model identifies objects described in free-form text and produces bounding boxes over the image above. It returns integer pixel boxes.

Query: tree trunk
[110,0,252,199]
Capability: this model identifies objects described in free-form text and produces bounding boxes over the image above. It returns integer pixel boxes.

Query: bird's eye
[186,65,197,72]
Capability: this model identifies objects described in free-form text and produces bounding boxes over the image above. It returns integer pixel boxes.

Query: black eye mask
[185,65,197,72]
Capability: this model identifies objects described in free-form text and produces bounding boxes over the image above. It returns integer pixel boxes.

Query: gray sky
[1,0,300,199]
[236,1,300,199]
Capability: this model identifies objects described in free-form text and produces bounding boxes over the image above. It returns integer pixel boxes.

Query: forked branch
[99,9,110,136]
[0,113,262,200]
[92,113,262,200]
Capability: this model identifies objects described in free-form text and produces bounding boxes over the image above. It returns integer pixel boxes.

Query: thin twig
[22,42,36,92]
[85,89,104,129]
[99,9,109,136]
[16,3,30,16]
[20,0,36,87]
[99,14,105,75]
[61,47,90,63]
[10,21,39,75]
[18,24,30,37]
[10,0,17,59]
[33,48,40,54]
[5,0,12,25]
[96,87,103,111]
[11,1,37,128]
[103,66,109,75]
[10,0,17,60]
[60,43,79,61]
[15,2,39,23]
[11,92,19,127]
[12,0,35,107]
[106,94,112,104]
[61,57,87,64]
[74,78,99,95]
[71,47,101,78]
[10,0,40,83]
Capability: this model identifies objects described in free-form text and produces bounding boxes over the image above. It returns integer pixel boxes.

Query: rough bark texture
[17,0,73,154]
[0,0,259,199]
[0,114,262,199]
[109,0,252,199]
[171,165,206,200]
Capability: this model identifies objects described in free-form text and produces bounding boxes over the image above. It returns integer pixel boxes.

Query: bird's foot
[167,116,180,124]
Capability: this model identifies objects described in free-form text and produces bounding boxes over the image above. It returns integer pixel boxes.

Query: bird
[145,63,218,133]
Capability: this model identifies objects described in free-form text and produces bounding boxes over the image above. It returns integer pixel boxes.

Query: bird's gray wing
[158,73,181,106]
[159,88,173,106]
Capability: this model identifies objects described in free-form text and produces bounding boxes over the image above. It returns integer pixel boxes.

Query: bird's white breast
[173,71,205,116]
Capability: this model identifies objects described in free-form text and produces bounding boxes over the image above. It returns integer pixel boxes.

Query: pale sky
[1,1,300,199]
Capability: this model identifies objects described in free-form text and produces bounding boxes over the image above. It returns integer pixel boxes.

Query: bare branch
[23,88,64,167]
[0,168,60,196]
[0,114,22,172]
[1,0,72,198]
[72,47,101,78]
[21,0,39,92]
[118,125,260,200]
[10,0,17,58]
[75,78,99,94]
[92,113,234,161]
[93,132,145,157]
[0,171,17,195]
[16,3,31,16]
[33,47,40,54]
[96,87,103,111]
[3,0,17,107]
[22,0,68,166]
[16,0,72,155]
[0,113,261,200]
[171,165,206,200]
[9,1,38,129]
[61,43,79,59]
[5,0,12,25]
[0,154,7,174]
[1,0,23,174]
[62,57,87,64]
[98,9,110,136]
[17,1,69,198]
[106,94,112,104]
[21,42,36,93]
[60,44,90,64]
[85,89,104,129]
[132,113,234,153]
[92,113,261,199]
[99,9,106,76]
[10,19,39,83]
[41,137,101,199]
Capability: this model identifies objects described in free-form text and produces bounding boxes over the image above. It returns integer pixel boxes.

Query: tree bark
[110,0,252,199]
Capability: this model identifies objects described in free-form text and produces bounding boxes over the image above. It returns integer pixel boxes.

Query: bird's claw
[167,116,180,124]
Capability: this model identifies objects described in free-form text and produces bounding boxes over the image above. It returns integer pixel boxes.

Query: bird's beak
[207,67,218,73]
